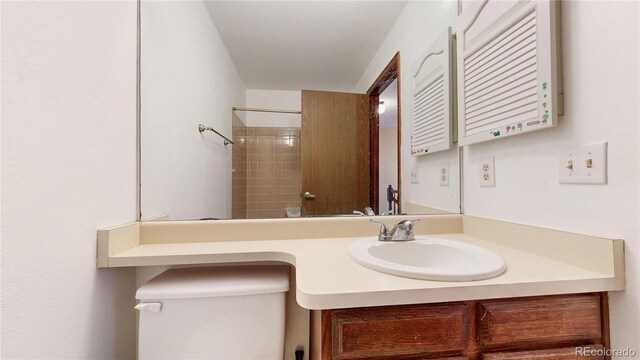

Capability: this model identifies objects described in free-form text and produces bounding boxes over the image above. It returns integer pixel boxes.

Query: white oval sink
[348,236,507,281]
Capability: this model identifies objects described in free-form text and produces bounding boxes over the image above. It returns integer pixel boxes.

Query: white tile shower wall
[462,2,640,357]
[245,89,302,128]
[353,1,460,213]
[1,1,138,358]
[140,1,246,220]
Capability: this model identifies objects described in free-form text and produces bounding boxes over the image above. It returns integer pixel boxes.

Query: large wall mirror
[140,1,461,221]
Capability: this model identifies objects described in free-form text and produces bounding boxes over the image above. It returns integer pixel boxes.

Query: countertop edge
[295,277,622,310]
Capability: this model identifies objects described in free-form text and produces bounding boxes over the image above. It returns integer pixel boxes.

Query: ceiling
[204,1,408,91]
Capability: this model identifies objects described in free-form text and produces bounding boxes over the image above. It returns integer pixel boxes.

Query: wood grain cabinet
[311,293,609,360]
[481,345,605,360]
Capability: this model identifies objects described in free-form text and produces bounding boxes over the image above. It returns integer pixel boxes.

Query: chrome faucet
[353,207,376,216]
[370,219,421,241]
[354,207,376,216]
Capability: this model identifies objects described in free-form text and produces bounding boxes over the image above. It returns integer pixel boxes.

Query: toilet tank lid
[136,266,290,300]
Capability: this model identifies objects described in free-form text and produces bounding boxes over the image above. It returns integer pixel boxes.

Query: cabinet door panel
[477,294,601,348]
[482,344,605,360]
[326,304,468,359]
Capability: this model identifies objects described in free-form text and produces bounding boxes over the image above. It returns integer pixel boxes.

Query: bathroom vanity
[313,293,608,359]
[97,215,625,360]
[98,214,624,360]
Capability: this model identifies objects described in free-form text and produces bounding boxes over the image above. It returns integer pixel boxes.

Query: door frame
[366,52,401,215]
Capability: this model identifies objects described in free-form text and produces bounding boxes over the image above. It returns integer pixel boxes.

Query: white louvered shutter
[411,27,455,156]
[457,0,562,145]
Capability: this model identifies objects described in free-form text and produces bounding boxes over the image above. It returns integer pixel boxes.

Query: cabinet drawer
[326,304,468,359]
[481,344,605,359]
[476,294,601,348]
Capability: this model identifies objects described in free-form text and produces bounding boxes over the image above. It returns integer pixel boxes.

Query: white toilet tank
[135,266,289,360]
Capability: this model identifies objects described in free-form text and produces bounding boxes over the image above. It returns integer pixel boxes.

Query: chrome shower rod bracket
[198,124,234,146]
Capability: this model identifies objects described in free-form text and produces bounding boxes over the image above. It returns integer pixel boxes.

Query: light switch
[410,168,419,184]
[440,163,450,186]
[559,142,607,184]
[480,157,495,187]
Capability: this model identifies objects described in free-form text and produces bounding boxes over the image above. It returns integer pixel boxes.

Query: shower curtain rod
[198,124,234,146]
[232,106,301,115]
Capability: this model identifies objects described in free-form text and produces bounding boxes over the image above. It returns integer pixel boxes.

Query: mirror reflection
[140,1,460,221]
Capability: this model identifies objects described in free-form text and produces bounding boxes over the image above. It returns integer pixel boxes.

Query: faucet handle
[369,219,389,238]
[396,218,422,226]
[395,219,422,234]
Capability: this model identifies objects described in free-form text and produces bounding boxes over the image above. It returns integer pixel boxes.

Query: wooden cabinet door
[301,90,370,216]
[481,345,605,360]
[476,294,602,349]
[322,304,468,360]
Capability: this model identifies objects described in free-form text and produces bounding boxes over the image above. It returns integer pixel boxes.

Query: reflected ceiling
[204,1,408,91]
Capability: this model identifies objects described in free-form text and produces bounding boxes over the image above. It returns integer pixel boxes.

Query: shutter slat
[458,1,561,145]
[412,75,446,150]
[412,28,453,156]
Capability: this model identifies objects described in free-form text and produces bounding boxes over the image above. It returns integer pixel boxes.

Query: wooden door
[301,90,370,216]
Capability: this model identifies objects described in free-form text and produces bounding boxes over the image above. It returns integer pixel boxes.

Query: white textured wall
[1,1,138,358]
[462,2,640,357]
[379,127,398,212]
[141,1,246,221]
[353,1,460,213]
[245,89,301,128]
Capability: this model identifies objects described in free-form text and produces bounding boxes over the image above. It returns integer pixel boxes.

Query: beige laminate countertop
[98,215,625,309]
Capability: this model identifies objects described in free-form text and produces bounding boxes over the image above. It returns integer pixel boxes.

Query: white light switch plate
[559,142,607,184]
[410,168,419,184]
[480,157,495,187]
[439,163,450,186]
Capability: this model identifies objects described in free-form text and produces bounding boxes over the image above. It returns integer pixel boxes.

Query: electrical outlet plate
[410,168,419,184]
[440,163,450,186]
[480,157,495,187]
[559,142,607,184]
